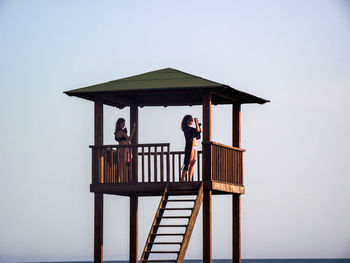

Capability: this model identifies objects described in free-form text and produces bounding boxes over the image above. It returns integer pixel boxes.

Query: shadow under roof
[64,68,269,108]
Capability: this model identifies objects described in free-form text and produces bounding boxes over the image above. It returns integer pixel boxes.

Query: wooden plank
[211,181,245,194]
[197,152,200,181]
[160,146,164,182]
[172,153,175,182]
[232,104,241,148]
[232,195,241,263]
[202,91,212,182]
[90,143,170,148]
[178,153,181,181]
[151,242,182,245]
[162,216,190,219]
[94,193,103,263]
[202,141,245,152]
[202,91,211,143]
[148,147,151,182]
[90,181,204,196]
[94,98,103,263]
[202,189,212,263]
[232,103,241,263]
[130,196,138,263]
[142,147,145,182]
[155,225,187,227]
[166,146,170,182]
[154,146,158,182]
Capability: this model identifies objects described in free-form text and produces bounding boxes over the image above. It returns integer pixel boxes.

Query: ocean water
[35,259,350,263]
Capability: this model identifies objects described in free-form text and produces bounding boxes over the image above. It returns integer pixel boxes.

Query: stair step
[147,251,179,254]
[155,225,187,228]
[162,216,190,219]
[151,242,182,245]
[167,191,197,195]
[160,208,193,210]
[150,233,185,236]
[167,199,196,202]
[142,260,176,263]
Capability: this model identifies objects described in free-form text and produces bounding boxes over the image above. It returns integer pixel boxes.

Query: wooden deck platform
[90,181,245,196]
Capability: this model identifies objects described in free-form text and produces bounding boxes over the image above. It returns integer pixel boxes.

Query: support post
[130,196,138,263]
[130,105,138,263]
[202,91,212,263]
[94,98,103,263]
[202,91,212,181]
[232,103,241,263]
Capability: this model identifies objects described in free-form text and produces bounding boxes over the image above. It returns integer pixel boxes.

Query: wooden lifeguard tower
[64,68,268,263]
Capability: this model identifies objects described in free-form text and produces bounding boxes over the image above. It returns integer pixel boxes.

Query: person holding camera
[180,115,202,182]
[114,118,136,181]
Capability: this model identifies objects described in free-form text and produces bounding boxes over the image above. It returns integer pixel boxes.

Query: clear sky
[1,0,350,262]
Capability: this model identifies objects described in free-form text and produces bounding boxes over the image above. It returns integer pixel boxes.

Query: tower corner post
[94,98,104,263]
[202,91,212,263]
[232,103,241,263]
[130,104,139,263]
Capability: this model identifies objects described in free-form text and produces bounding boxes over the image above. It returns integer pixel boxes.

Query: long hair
[181,115,192,131]
[115,118,126,133]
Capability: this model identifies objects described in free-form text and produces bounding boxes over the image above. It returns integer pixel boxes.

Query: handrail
[137,150,203,156]
[89,143,170,149]
[203,141,245,152]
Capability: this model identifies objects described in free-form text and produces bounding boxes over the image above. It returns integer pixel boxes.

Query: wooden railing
[207,141,245,186]
[90,144,202,184]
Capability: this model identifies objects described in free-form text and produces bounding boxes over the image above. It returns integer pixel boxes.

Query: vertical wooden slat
[197,152,201,181]
[102,149,105,184]
[160,146,164,182]
[172,152,175,182]
[148,146,151,182]
[141,146,145,183]
[178,153,181,181]
[128,146,132,183]
[154,146,158,182]
[240,152,243,186]
[166,146,170,182]
[109,148,113,183]
[141,147,145,183]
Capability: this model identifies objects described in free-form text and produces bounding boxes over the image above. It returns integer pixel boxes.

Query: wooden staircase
[140,184,204,263]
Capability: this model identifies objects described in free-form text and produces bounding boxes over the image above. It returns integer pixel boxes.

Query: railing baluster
[233,152,239,184]
[178,153,181,181]
[166,146,170,183]
[148,146,151,182]
[110,148,113,183]
[160,146,164,182]
[172,153,175,182]
[141,146,145,183]
[197,152,200,182]
[102,148,105,183]
[128,146,132,183]
[154,146,158,182]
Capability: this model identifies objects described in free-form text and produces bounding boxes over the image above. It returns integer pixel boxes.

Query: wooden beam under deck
[90,181,244,196]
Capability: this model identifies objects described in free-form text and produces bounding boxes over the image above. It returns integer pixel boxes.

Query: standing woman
[114,118,136,181]
[180,115,202,182]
